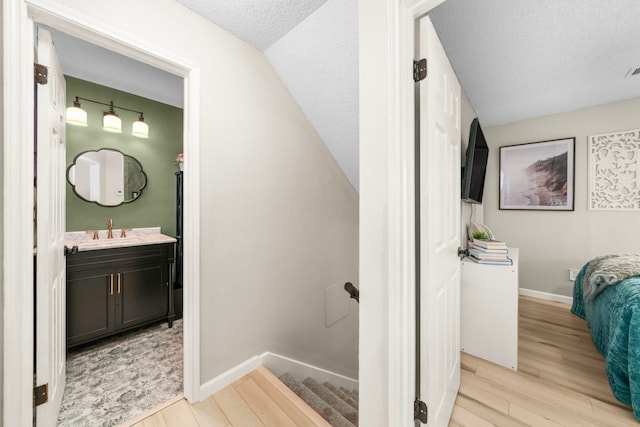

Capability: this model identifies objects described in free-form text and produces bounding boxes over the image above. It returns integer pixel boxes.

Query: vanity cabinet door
[116,261,169,330]
[66,243,174,348]
[66,266,117,347]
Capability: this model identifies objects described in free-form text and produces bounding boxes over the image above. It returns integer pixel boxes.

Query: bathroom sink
[85,237,142,244]
[67,233,176,252]
[71,237,142,250]
[65,228,176,252]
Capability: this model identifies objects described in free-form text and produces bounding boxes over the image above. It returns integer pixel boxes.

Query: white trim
[198,352,359,402]
[3,1,36,426]
[519,288,573,305]
[198,356,262,399]
[384,1,448,425]
[181,67,201,403]
[260,352,358,391]
[386,1,415,424]
[25,0,189,76]
[3,1,202,423]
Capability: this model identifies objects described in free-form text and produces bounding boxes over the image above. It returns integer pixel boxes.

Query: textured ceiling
[429,0,640,126]
[265,0,359,189]
[175,0,329,51]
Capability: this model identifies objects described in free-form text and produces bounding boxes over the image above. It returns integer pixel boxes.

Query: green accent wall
[65,76,183,236]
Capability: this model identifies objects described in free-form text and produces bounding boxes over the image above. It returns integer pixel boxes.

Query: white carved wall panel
[588,129,640,210]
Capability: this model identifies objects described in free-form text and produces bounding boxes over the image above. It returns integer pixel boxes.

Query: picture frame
[499,137,575,211]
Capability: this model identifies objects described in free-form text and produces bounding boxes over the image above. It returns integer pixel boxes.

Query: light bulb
[66,98,87,126]
[132,114,149,138]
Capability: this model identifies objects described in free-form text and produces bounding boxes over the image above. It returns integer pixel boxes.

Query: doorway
[43,27,186,425]
[3,3,202,426]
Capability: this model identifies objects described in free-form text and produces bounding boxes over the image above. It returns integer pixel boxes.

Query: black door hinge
[413,58,427,82]
[414,398,428,423]
[458,247,469,259]
[64,245,78,256]
[34,63,48,85]
[34,383,48,407]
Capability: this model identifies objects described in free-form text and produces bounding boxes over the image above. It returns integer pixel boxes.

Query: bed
[571,254,640,421]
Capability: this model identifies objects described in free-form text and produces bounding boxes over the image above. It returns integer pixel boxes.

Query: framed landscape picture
[499,138,575,211]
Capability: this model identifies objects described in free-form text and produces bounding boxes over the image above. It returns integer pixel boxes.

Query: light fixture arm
[74,96,144,116]
[68,96,149,138]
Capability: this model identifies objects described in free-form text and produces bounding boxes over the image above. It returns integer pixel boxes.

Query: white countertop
[65,227,176,252]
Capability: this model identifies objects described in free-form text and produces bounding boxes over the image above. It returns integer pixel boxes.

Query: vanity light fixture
[66,97,88,126]
[66,96,149,139]
[102,102,122,133]
[131,113,149,139]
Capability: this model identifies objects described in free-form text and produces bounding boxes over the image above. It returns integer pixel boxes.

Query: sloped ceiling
[264,0,359,189]
[175,0,329,51]
[177,0,359,189]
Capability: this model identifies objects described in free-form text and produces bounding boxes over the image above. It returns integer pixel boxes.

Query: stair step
[279,373,355,427]
[323,381,358,410]
[340,385,358,403]
[302,377,358,425]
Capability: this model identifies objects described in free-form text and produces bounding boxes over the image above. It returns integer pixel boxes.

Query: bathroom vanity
[65,228,176,348]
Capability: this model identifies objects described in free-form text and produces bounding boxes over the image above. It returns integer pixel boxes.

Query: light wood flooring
[123,365,330,427]
[450,296,637,426]
[128,296,638,426]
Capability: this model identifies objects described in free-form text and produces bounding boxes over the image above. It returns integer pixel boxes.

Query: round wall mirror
[67,149,147,207]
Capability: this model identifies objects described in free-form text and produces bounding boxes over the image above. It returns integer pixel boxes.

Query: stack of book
[468,239,512,265]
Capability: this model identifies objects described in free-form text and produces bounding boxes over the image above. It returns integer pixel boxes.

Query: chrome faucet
[107,218,114,239]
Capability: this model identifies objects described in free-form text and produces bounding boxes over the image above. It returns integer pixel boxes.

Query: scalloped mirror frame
[67,148,148,207]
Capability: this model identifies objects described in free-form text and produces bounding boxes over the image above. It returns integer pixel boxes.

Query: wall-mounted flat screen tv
[461,118,489,204]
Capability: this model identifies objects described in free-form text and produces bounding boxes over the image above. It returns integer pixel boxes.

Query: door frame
[359,0,447,425]
[3,1,201,425]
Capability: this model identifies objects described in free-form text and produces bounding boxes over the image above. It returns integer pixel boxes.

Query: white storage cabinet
[460,248,519,371]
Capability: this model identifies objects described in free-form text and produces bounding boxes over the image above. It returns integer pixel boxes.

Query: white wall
[40,0,359,384]
[483,97,640,296]
[265,0,359,190]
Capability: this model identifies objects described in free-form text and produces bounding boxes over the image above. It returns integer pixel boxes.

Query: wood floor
[128,296,638,426]
[123,365,330,427]
[450,296,637,426]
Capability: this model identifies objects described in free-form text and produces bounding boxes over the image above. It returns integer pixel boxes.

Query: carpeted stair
[279,372,358,427]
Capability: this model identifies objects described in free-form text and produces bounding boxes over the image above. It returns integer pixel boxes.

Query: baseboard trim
[260,352,359,391]
[519,288,573,305]
[198,356,262,401]
[197,352,359,401]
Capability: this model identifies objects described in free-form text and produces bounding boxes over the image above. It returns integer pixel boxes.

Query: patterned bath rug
[56,319,183,427]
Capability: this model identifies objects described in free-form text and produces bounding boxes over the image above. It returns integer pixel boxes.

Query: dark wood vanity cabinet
[66,243,174,348]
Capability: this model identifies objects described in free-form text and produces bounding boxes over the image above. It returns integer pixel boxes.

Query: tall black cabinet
[174,171,184,319]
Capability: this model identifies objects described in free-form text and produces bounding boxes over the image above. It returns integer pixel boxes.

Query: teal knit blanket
[572,262,640,421]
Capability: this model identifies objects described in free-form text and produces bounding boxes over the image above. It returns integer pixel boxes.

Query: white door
[417,16,461,426]
[35,27,67,426]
